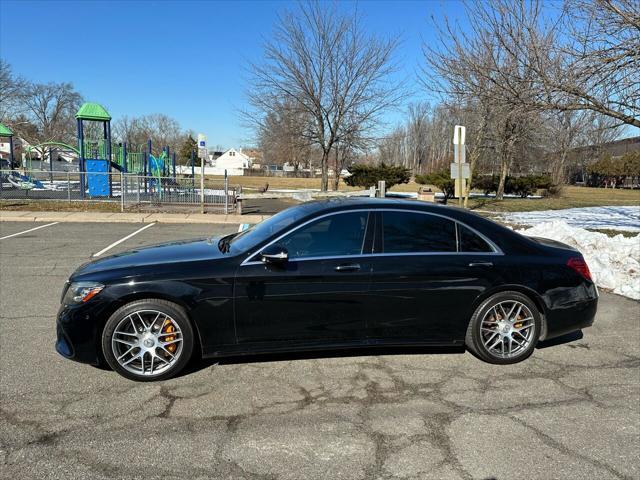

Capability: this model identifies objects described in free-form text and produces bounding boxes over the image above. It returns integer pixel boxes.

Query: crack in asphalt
[4,348,637,480]
[507,415,629,480]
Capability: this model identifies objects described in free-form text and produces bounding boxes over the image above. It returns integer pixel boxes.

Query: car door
[234,210,374,345]
[367,210,502,343]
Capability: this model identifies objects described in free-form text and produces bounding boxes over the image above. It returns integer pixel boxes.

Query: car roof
[296,196,470,217]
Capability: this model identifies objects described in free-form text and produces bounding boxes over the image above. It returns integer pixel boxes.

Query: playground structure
[4,103,188,198]
[1,103,235,212]
[75,102,179,198]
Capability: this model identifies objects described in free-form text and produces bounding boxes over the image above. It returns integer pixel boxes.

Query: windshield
[222,203,319,254]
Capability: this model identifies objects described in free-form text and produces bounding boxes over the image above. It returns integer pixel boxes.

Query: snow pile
[518,220,640,300]
[504,205,640,232]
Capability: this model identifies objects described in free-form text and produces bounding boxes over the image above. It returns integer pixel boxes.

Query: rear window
[458,224,494,252]
[382,211,457,253]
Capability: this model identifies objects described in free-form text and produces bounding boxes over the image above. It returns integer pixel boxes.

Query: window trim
[240,208,502,267]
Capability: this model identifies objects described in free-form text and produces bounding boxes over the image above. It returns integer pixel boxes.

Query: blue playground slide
[7,171,46,190]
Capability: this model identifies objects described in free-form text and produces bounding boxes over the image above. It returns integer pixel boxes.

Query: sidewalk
[0,210,269,224]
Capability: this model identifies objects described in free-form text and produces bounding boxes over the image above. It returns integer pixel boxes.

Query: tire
[102,299,195,381]
[465,291,541,364]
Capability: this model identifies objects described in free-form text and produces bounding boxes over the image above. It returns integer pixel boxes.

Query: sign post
[197,134,207,214]
[452,125,466,207]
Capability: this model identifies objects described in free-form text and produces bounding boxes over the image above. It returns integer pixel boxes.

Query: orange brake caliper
[162,320,177,353]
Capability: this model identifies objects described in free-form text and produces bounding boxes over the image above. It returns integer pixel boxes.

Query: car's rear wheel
[465,291,541,364]
[102,299,194,381]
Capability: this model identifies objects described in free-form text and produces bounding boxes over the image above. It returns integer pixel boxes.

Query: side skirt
[202,339,464,359]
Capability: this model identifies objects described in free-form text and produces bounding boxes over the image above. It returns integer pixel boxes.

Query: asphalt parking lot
[0,220,638,480]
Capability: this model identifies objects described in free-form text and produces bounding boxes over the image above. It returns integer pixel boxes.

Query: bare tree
[258,98,313,170]
[546,0,640,127]
[247,1,404,191]
[0,60,26,122]
[422,0,542,198]
[331,113,373,190]
[437,0,639,128]
[112,113,183,154]
[9,81,83,164]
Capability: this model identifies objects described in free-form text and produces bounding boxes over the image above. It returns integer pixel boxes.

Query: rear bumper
[543,295,598,341]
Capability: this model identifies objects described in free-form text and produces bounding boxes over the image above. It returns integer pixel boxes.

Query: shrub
[472,174,552,197]
[542,184,565,198]
[415,170,455,204]
[506,176,535,198]
[344,163,411,190]
[471,175,499,195]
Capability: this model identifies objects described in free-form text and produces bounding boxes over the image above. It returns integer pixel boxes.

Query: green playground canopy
[0,122,14,137]
[76,102,111,121]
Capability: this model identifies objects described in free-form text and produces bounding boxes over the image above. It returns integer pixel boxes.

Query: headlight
[62,282,104,305]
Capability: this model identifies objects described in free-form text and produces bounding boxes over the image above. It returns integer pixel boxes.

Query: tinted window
[458,224,494,252]
[278,212,368,259]
[382,211,456,253]
[228,203,322,252]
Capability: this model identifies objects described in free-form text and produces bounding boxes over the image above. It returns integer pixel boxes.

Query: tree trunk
[332,148,340,191]
[320,150,330,191]
[551,151,568,185]
[463,149,480,208]
[496,151,510,200]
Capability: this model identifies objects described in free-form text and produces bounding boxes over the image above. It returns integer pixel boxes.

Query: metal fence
[0,169,237,213]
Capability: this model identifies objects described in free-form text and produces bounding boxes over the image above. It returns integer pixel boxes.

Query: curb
[0,211,269,224]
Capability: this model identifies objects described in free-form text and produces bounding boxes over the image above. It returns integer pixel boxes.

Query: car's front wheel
[102,299,194,381]
[465,291,541,364]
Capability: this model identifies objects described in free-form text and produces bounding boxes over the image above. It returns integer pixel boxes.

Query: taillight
[567,257,592,281]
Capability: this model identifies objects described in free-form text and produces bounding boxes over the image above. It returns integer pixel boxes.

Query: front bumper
[56,301,111,365]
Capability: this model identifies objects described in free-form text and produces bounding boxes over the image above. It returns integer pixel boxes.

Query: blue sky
[1,0,464,147]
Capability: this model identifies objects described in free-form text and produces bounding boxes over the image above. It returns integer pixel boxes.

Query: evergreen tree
[177,135,197,166]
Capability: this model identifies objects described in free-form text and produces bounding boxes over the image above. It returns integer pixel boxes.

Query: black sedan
[56,198,598,381]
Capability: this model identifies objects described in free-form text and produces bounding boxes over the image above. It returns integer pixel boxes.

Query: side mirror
[261,244,288,265]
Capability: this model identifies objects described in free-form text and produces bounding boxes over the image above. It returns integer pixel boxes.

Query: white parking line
[93,223,156,257]
[0,222,59,241]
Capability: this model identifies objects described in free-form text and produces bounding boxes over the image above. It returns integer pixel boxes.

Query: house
[176,148,252,176]
[211,148,252,175]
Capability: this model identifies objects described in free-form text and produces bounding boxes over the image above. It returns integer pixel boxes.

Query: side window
[278,212,368,259]
[382,211,456,253]
[458,224,494,252]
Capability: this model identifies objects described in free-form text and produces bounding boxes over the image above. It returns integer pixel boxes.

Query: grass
[0,200,122,212]
[202,175,423,193]
[589,228,637,238]
[2,179,638,217]
[212,175,639,206]
[466,186,640,212]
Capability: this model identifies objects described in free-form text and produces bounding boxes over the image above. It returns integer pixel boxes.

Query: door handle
[468,262,493,267]
[335,263,361,272]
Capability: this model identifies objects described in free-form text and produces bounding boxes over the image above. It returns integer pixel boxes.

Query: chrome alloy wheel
[480,300,535,358]
[111,310,183,377]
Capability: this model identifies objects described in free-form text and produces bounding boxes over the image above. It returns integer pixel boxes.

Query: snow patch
[518,220,640,300]
[503,206,640,232]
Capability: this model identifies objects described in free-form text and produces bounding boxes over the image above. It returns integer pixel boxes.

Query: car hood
[72,237,228,279]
